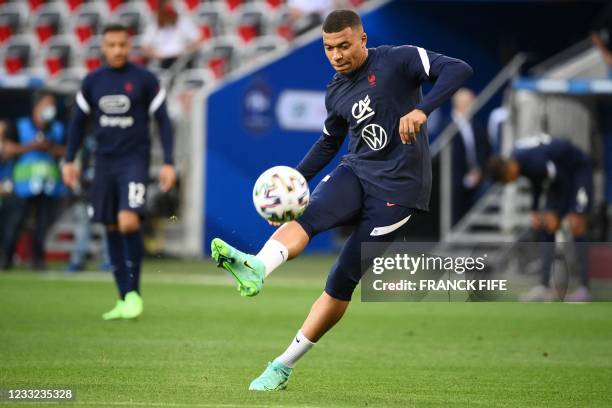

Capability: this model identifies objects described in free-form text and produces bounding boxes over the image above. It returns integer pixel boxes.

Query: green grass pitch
[1,256,611,407]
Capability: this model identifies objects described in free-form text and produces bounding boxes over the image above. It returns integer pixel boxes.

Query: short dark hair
[322,9,362,33]
[487,156,510,183]
[102,23,129,36]
[32,89,55,107]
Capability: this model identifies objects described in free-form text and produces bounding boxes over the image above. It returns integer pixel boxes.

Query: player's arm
[147,76,176,192]
[296,104,348,181]
[392,46,473,143]
[63,81,92,189]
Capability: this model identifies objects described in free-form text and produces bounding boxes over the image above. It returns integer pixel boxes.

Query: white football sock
[256,239,288,277]
[274,330,315,368]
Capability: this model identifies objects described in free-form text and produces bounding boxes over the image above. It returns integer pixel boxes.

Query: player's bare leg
[300,292,350,342]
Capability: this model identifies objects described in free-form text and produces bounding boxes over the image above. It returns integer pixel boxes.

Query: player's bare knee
[118,211,141,234]
[272,221,310,259]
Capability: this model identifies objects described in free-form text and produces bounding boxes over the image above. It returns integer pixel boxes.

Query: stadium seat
[265,0,284,9]
[0,2,27,45]
[115,1,151,36]
[233,3,269,43]
[106,0,124,12]
[32,2,70,44]
[28,0,45,12]
[244,34,287,61]
[41,34,78,76]
[81,35,104,71]
[194,35,243,78]
[271,8,294,41]
[0,34,36,74]
[72,2,109,44]
[194,2,229,41]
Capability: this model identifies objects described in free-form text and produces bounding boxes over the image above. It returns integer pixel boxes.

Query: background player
[63,24,176,320]
[488,135,593,301]
[211,10,472,390]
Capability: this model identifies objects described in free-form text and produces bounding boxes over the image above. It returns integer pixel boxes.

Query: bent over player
[489,135,593,301]
[63,24,176,320]
[211,10,472,390]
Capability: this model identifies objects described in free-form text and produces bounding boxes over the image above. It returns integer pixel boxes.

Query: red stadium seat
[72,2,109,44]
[208,56,225,78]
[5,54,23,74]
[238,24,257,42]
[107,0,123,12]
[85,55,102,71]
[28,0,45,12]
[265,0,284,9]
[183,0,199,12]
[33,2,70,44]
[67,0,84,12]
[35,23,55,43]
[42,35,78,76]
[0,2,27,45]
[226,0,242,11]
[195,2,228,42]
[1,34,36,75]
[75,23,94,43]
[0,24,11,44]
[45,53,64,76]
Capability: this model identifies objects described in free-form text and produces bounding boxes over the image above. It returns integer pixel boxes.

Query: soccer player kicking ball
[212,10,472,390]
[63,24,176,320]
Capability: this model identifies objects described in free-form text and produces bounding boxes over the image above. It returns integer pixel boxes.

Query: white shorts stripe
[370,214,412,237]
[416,47,430,77]
[148,88,166,115]
[76,91,91,114]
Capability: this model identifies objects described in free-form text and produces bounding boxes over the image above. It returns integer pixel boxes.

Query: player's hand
[30,139,51,152]
[159,164,176,193]
[531,212,542,230]
[399,109,427,144]
[62,162,80,190]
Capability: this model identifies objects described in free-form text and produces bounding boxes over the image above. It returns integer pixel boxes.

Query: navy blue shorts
[545,163,593,216]
[89,156,149,225]
[296,165,415,301]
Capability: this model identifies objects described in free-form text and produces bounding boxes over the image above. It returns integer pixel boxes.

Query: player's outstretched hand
[399,109,427,144]
[159,164,176,193]
[62,162,79,190]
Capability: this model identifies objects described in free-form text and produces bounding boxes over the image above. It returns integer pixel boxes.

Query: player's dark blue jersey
[297,45,472,210]
[511,135,592,210]
[66,62,173,164]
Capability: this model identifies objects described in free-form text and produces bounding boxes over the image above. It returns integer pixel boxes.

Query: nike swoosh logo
[386,202,396,207]
[243,261,254,270]
[295,337,300,343]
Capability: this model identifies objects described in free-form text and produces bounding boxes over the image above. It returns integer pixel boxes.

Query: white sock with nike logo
[274,330,315,368]
[256,239,289,277]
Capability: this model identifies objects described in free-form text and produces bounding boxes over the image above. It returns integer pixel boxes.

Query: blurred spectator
[1,91,65,270]
[487,105,508,155]
[66,134,110,273]
[0,120,22,260]
[450,88,491,225]
[142,1,203,70]
[489,135,593,301]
